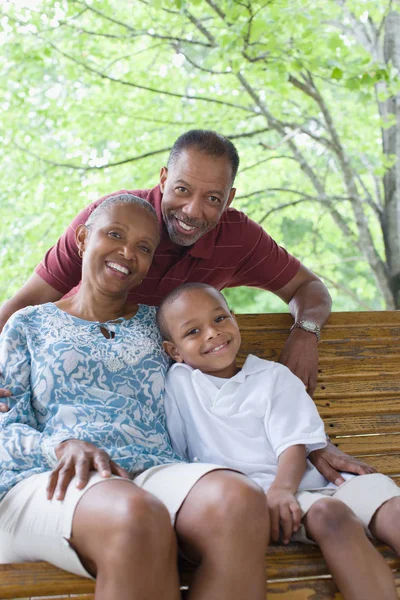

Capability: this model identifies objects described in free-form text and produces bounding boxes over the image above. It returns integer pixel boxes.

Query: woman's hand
[0,386,11,412]
[267,486,303,545]
[47,439,130,501]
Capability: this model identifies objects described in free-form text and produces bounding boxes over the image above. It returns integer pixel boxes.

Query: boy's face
[162,288,241,378]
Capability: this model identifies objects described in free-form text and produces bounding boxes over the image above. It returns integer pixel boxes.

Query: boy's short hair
[157,283,229,341]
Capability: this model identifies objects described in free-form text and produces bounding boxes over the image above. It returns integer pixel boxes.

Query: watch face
[301,321,318,331]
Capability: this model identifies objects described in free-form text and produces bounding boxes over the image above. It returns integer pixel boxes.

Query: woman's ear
[162,340,184,363]
[76,224,89,258]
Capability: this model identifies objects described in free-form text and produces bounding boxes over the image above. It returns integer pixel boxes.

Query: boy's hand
[266,486,302,544]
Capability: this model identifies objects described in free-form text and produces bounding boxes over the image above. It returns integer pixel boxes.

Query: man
[0,129,372,483]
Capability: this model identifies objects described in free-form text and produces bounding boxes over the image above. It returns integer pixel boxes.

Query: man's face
[162,287,241,378]
[159,147,236,246]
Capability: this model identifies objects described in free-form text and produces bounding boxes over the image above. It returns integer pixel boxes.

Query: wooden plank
[0,562,94,599]
[267,575,400,599]
[325,414,400,436]
[30,596,94,599]
[355,454,400,475]
[236,310,400,329]
[332,433,400,455]
[315,397,400,418]
[313,380,400,399]
[317,358,400,377]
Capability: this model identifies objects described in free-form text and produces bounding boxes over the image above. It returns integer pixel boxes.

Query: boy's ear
[162,340,184,363]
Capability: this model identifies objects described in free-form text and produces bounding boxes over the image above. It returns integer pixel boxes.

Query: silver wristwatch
[290,320,321,341]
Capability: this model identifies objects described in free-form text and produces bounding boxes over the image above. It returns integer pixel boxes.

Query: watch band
[290,320,321,341]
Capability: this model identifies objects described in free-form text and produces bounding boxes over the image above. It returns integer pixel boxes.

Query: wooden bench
[1,310,399,599]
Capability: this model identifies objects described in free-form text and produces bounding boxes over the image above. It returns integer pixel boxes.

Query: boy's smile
[162,286,241,378]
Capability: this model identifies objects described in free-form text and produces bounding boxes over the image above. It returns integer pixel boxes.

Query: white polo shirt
[164,354,328,491]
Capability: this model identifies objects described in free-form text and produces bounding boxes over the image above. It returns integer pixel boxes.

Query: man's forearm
[288,279,332,328]
[0,273,63,333]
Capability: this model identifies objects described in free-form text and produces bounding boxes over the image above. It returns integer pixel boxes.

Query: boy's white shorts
[0,462,224,578]
[294,472,400,543]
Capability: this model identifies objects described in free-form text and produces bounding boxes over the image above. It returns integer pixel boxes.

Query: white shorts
[0,462,224,578]
[293,473,400,543]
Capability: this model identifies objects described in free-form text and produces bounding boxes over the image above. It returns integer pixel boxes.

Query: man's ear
[226,187,236,209]
[159,166,168,193]
[75,224,89,257]
[162,340,184,363]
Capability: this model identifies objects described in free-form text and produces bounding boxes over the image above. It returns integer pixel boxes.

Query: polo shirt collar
[148,185,219,260]
[168,354,267,384]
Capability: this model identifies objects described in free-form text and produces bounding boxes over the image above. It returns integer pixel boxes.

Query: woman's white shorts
[0,462,224,578]
[293,472,400,543]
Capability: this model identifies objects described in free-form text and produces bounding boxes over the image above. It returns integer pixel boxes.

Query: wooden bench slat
[0,562,95,598]
[315,397,400,417]
[267,576,400,599]
[332,433,400,455]
[317,359,400,377]
[353,454,400,475]
[314,381,400,399]
[325,414,400,435]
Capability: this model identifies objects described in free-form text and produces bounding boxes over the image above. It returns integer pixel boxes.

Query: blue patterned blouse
[0,303,183,502]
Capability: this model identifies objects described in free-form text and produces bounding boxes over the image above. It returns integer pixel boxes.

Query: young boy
[157,282,400,600]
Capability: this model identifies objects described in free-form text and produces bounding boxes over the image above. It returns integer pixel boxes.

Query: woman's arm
[267,444,306,544]
[0,314,68,470]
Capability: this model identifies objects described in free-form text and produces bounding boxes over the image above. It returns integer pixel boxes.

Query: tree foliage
[0,0,399,312]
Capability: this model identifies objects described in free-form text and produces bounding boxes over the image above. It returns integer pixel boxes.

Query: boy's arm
[267,444,306,544]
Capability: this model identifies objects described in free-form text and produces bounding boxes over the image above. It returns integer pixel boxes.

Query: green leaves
[0,0,397,310]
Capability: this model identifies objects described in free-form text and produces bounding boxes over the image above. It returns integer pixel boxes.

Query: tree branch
[12,141,172,171]
[35,35,255,114]
[313,272,375,311]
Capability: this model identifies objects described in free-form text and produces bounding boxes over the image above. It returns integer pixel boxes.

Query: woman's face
[78,203,160,296]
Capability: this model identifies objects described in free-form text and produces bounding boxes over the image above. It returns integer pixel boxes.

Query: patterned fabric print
[0,303,182,502]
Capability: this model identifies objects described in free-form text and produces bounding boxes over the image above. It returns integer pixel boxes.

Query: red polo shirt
[35,186,300,306]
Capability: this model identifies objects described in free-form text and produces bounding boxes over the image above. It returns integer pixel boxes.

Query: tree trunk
[380,9,400,308]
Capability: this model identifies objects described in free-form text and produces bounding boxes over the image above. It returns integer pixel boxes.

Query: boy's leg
[175,470,269,600]
[369,497,400,553]
[304,497,397,600]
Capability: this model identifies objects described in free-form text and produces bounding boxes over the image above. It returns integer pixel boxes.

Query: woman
[0,194,269,600]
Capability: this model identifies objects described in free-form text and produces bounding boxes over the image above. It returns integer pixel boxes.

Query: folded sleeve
[264,364,327,458]
[164,375,189,461]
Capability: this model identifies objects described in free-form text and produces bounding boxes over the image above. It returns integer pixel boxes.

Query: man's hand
[47,439,130,501]
[278,327,319,396]
[309,442,376,486]
[266,486,302,545]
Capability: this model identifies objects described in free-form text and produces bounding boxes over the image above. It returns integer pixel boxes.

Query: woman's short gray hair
[85,193,158,228]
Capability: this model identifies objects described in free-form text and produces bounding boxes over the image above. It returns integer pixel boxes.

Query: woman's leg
[369,497,400,553]
[174,470,269,600]
[304,498,397,600]
[70,479,181,600]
